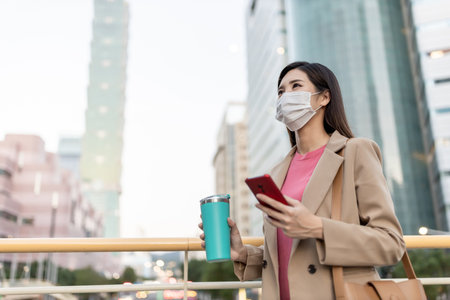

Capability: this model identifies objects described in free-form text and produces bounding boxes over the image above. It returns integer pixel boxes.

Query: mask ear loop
[311,89,326,112]
[312,90,324,112]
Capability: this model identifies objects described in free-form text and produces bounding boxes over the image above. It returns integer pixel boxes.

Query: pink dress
[277,145,326,300]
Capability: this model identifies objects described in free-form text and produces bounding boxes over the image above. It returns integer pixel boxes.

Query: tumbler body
[200,195,230,262]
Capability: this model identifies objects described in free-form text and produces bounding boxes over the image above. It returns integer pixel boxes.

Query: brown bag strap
[401,251,417,279]
[330,143,417,300]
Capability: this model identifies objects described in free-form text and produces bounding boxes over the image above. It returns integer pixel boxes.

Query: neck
[295,125,330,154]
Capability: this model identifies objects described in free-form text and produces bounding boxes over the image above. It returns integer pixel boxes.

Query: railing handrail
[1,278,449,295]
[0,235,449,297]
[0,235,446,252]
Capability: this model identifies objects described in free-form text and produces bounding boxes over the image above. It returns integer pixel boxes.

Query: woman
[199,61,405,299]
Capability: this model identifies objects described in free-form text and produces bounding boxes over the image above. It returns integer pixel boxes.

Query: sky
[0,0,248,238]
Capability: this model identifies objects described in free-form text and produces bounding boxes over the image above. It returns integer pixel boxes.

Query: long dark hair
[278,61,354,146]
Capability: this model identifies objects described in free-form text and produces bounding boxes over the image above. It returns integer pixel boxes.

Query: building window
[102,38,113,45]
[0,169,11,178]
[436,107,450,114]
[250,0,257,15]
[0,210,18,223]
[434,77,450,85]
[97,130,107,139]
[22,218,34,225]
[437,138,450,146]
[104,17,114,24]
[70,200,76,224]
[101,59,111,67]
[428,48,450,59]
[99,106,109,114]
[95,155,105,165]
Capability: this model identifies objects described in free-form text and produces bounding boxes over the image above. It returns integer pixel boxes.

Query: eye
[278,90,284,96]
[292,83,301,89]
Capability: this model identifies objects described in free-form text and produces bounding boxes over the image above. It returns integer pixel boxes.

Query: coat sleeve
[233,245,264,281]
[315,139,406,266]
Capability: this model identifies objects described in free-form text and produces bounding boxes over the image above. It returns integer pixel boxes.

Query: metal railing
[0,235,449,298]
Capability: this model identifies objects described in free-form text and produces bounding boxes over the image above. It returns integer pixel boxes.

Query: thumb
[228,218,239,233]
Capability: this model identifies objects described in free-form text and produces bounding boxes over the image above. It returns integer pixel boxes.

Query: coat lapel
[265,146,296,284]
[301,131,347,214]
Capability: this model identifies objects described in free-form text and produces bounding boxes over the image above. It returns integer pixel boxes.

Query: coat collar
[265,130,348,269]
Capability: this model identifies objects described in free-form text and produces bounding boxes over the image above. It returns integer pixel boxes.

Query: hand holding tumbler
[200,194,231,262]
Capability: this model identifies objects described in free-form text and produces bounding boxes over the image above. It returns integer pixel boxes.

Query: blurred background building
[58,137,82,180]
[80,0,129,238]
[241,0,447,235]
[245,0,292,234]
[213,102,250,236]
[0,134,119,284]
[401,0,450,231]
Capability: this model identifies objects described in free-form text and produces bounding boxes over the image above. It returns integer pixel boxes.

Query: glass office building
[80,0,129,237]
[245,0,436,234]
[402,0,450,230]
[245,0,292,235]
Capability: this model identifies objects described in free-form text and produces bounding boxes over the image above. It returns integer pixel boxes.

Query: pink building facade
[0,134,120,276]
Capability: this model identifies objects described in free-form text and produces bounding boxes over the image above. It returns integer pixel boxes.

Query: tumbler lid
[200,194,230,205]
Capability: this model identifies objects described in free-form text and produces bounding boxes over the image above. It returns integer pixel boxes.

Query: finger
[282,229,295,238]
[200,233,205,240]
[198,222,203,230]
[201,241,205,249]
[265,215,285,229]
[255,203,286,223]
[228,218,241,236]
[283,194,299,206]
[256,193,290,213]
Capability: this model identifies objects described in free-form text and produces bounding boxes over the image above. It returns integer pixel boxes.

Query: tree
[121,266,137,283]
[380,249,450,299]
[181,259,238,300]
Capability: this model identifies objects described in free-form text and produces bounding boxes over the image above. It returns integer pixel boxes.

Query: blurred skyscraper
[245,0,436,235]
[401,0,450,230]
[213,102,250,235]
[245,0,291,235]
[58,137,81,180]
[80,0,129,237]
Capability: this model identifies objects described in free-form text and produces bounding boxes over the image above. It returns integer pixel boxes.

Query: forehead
[279,69,310,87]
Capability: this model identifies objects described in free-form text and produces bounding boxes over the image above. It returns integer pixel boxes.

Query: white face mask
[276,91,322,131]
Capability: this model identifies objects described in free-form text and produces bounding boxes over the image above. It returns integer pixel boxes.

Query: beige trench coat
[234,131,406,300]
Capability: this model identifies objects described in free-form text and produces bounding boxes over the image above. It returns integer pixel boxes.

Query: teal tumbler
[200,194,231,262]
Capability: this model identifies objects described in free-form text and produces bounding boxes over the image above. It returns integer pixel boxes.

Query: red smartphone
[245,174,289,207]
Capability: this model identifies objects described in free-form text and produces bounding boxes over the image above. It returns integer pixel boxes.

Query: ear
[319,90,331,107]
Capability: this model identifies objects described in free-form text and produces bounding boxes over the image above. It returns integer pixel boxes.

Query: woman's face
[278,68,326,110]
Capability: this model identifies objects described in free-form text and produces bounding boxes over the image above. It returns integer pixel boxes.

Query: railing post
[183,250,188,300]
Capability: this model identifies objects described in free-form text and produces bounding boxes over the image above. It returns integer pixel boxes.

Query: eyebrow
[278,79,304,89]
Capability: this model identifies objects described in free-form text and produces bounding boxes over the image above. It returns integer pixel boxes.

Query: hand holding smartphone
[245,174,289,207]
